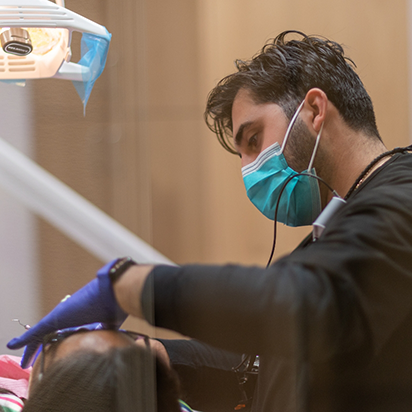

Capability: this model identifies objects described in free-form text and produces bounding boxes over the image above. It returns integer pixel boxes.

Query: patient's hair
[0,389,18,395]
[23,345,181,412]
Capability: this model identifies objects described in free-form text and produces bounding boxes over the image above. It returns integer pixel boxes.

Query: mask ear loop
[307,122,324,173]
[280,100,305,154]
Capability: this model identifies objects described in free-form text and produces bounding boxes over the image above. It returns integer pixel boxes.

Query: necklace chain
[353,156,392,192]
[345,145,412,200]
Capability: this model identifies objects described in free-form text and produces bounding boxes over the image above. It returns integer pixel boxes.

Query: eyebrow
[234,121,254,147]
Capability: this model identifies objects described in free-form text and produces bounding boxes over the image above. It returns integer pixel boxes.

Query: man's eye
[248,135,258,147]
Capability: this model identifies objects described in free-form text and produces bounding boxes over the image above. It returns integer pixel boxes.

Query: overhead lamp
[0,0,112,110]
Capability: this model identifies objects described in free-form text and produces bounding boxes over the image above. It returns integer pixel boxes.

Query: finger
[7,327,40,350]
[7,334,31,350]
[21,343,42,369]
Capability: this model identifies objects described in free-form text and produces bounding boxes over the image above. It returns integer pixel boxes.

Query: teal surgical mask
[241,101,322,226]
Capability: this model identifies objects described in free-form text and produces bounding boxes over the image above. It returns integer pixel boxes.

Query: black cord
[266,173,337,268]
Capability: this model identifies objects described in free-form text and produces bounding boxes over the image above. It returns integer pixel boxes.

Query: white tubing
[0,136,175,265]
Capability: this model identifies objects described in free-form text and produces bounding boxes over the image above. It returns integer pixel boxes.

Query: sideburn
[283,117,317,173]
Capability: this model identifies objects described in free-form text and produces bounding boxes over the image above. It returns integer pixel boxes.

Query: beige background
[30,1,409,335]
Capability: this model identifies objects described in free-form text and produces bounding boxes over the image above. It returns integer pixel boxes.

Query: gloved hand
[7,258,132,368]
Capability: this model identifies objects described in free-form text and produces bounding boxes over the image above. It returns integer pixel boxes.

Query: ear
[302,88,328,133]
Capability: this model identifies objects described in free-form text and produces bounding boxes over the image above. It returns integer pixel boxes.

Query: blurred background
[0,0,410,353]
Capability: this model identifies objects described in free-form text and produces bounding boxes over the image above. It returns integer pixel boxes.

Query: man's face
[231,88,316,172]
[28,330,139,395]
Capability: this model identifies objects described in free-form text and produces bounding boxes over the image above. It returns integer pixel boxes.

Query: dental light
[0,0,111,109]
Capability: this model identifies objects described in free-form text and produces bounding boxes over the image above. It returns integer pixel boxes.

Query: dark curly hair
[205,30,381,154]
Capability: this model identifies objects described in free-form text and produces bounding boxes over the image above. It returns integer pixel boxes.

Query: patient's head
[25,329,181,412]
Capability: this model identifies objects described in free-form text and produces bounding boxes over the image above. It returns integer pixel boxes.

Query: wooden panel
[105,0,206,263]
[104,0,153,242]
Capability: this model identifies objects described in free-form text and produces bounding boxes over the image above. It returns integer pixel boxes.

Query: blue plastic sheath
[72,28,112,114]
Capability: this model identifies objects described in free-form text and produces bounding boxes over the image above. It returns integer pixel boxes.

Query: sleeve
[142,181,412,362]
[155,339,243,412]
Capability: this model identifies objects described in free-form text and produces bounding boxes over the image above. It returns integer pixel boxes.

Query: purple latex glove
[7,259,128,368]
